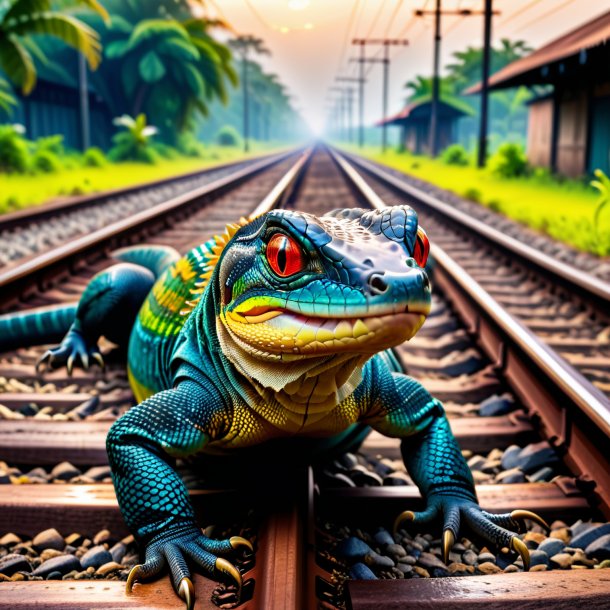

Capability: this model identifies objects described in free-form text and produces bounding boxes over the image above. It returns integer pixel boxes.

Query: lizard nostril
[422,273,430,292]
[368,273,388,295]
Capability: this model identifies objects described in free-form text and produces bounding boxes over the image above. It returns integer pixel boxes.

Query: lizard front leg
[107,379,251,609]
[367,363,548,569]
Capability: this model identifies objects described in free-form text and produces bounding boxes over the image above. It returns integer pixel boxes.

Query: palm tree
[228,35,270,151]
[0,75,16,115]
[0,0,108,94]
[99,16,237,143]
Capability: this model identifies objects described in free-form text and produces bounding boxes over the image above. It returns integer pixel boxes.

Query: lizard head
[214,206,431,362]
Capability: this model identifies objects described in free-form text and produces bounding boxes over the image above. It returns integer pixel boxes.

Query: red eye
[266,233,305,277]
[413,226,429,268]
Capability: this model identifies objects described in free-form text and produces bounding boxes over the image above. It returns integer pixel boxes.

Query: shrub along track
[0,146,609,609]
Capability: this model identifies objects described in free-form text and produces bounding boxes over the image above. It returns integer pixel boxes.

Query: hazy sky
[208,1,610,134]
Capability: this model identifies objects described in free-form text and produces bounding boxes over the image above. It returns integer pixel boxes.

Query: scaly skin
[0,205,547,608]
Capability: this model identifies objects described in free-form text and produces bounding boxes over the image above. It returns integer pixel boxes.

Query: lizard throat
[216,316,368,417]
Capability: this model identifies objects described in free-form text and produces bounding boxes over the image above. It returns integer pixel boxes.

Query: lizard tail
[112,245,181,279]
[0,303,77,351]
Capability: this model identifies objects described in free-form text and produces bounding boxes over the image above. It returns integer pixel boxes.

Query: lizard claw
[66,354,75,376]
[126,564,144,593]
[510,509,549,533]
[393,510,415,536]
[92,351,105,371]
[216,557,242,595]
[442,529,455,564]
[36,351,54,373]
[510,536,530,571]
[229,536,253,553]
[178,577,194,610]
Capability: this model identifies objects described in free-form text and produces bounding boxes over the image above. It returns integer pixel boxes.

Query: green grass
[342,145,610,257]
[0,143,285,215]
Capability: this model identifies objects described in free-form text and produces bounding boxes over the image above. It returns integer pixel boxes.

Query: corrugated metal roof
[467,9,610,93]
[375,98,470,126]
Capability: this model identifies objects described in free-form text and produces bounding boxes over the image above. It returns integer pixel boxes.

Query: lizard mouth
[223,307,428,356]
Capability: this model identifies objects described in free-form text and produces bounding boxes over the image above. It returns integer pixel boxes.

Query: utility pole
[478,0,493,167]
[349,38,408,153]
[242,47,249,152]
[353,39,366,147]
[330,86,353,142]
[77,53,90,151]
[430,0,441,157]
[336,77,365,144]
[415,3,500,158]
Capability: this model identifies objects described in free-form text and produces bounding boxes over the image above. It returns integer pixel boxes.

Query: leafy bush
[216,125,241,147]
[441,144,469,166]
[463,187,481,202]
[109,114,159,164]
[153,143,180,160]
[488,143,528,178]
[83,147,107,167]
[32,149,62,173]
[177,132,206,158]
[0,124,28,173]
[35,135,64,155]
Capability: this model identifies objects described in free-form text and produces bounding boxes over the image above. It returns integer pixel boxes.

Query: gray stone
[349,465,383,486]
[466,455,486,471]
[0,554,32,576]
[570,524,610,550]
[462,549,478,565]
[338,452,359,470]
[336,537,373,561]
[383,472,412,486]
[570,520,597,539]
[500,445,523,470]
[514,441,559,474]
[528,466,555,482]
[0,533,21,546]
[585,534,610,561]
[417,552,447,572]
[538,538,565,557]
[529,550,550,567]
[349,563,377,580]
[373,529,394,548]
[477,552,496,564]
[395,562,413,576]
[32,529,65,552]
[386,543,407,560]
[33,555,81,577]
[80,545,112,570]
[0,469,10,484]
[414,535,430,551]
[46,571,63,580]
[479,395,515,417]
[364,551,394,569]
[50,462,81,481]
[109,542,127,564]
[83,466,112,482]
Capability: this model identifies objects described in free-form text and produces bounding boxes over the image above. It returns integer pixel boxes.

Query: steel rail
[329,146,610,515]
[338,148,610,311]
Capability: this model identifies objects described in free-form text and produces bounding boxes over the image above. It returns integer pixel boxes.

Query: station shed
[377,98,470,155]
[468,9,610,177]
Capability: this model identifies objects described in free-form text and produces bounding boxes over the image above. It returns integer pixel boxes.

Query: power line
[384,0,406,37]
[336,0,364,77]
[242,0,274,32]
[513,0,576,34]
[364,0,389,39]
[498,0,544,28]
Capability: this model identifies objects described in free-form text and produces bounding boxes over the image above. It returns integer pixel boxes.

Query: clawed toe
[216,557,242,594]
[178,577,194,610]
[510,536,530,571]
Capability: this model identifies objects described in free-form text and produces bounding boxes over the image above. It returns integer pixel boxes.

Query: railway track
[0,151,291,271]
[0,145,610,609]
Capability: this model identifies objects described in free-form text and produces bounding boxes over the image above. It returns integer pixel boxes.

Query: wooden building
[377,98,469,155]
[468,10,610,177]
